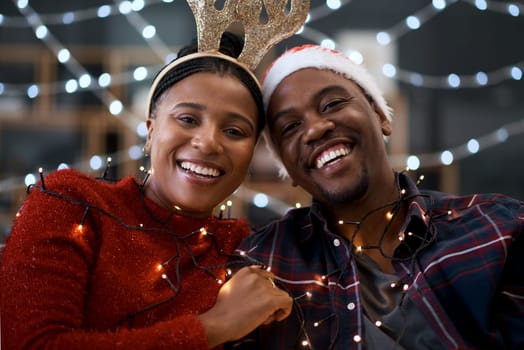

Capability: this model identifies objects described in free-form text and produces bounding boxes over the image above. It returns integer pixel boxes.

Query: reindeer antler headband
[146,0,310,119]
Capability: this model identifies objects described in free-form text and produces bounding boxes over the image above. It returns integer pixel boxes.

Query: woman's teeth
[180,161,220,177]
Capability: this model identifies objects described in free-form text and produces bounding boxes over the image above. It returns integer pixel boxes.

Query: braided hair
[149,32,265,136]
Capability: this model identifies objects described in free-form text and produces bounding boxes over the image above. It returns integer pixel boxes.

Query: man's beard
[318,168,369,205]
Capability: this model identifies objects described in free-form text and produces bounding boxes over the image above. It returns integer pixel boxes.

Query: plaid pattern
[233,174,524,349]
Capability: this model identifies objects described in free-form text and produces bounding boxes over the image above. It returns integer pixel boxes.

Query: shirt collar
[299,172,431,243]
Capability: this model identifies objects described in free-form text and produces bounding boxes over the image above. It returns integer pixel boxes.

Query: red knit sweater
[0,169,251,349]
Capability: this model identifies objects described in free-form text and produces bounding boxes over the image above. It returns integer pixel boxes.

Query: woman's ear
[145,119,154,151]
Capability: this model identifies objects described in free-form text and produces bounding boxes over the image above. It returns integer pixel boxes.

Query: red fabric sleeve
[0,174,217,350]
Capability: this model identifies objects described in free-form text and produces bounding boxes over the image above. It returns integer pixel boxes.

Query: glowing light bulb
[109,100,123,115]
[406,16,421,30]
[376,31,391,45]
[57,48,71,63]
[156,264,163,272]
[386,212,393,220]
[75,224,84,234]
[407,155,420,170]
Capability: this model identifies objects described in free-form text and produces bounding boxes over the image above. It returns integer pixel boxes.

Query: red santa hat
[262,44,393,178]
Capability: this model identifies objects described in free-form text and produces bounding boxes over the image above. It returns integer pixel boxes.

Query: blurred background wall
[0,0,523,243]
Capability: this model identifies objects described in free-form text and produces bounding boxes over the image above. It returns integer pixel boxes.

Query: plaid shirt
[232,174,524,350]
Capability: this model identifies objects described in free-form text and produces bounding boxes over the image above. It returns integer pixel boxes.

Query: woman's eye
[177,115,198,125]
[224,128,245,137]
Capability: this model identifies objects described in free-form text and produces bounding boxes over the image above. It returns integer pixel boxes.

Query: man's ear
[371,102,392,136]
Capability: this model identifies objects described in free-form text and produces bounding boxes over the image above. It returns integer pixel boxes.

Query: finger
[273,303,293,321]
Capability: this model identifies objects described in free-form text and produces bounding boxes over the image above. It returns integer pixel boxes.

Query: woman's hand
[198,266,293,348]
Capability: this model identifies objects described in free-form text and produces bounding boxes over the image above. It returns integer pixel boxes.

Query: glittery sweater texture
[0,169,250,350]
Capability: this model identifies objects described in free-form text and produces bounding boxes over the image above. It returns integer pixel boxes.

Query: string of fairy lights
[230,172,451,349]
[0,2,522,344]
[19,166,442,348]
[0,0,523,204]
[20,168,256,328]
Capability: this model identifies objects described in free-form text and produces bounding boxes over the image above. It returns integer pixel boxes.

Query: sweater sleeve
[0,176,214,350]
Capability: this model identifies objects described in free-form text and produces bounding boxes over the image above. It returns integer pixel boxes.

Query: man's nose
[302,114,335,144]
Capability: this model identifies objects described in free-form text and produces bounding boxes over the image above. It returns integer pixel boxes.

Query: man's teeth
[180,161,220,177]
[316,147,349,169]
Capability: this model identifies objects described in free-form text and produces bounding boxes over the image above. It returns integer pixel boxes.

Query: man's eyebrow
[314,84,348,99]
[270,84,348,123]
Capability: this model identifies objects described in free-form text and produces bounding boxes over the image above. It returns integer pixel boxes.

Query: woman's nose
[190,130,224,154]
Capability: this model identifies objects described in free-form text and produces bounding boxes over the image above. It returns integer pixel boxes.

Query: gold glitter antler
[186,0,310,70]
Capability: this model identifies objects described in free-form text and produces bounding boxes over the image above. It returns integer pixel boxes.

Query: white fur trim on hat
[261,44,393,178]
[262,44,392,120]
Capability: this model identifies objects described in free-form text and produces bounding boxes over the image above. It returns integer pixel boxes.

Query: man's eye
[281,121,301,135]
[322,99,347,112]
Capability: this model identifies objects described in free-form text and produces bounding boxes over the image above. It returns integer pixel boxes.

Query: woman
[0,33,292,349]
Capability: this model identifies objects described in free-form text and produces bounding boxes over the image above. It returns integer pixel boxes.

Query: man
[232,45,524,349]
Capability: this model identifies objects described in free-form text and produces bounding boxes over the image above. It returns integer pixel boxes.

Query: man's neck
[324,172,406,272]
